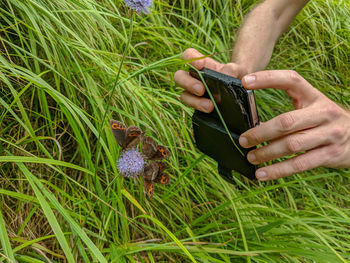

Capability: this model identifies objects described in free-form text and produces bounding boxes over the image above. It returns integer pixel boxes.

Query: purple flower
[124,0,152,14]
[117,149,145,178]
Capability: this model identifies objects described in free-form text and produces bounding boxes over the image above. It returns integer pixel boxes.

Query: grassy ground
[0,0,349,262]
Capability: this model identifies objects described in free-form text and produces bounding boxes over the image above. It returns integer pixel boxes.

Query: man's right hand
[174,48,248,113]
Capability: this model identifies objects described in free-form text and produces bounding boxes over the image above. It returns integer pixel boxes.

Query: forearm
[232,0,309,73]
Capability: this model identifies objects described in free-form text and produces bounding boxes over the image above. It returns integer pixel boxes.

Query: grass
[0,0,349,262]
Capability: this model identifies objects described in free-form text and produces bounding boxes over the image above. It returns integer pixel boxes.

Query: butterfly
[141,136,171,198]
[110,119,171,198]
[110,120,143,150]
[142,160,170,199]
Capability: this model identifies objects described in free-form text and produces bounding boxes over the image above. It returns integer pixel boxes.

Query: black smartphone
[189,67,259,182]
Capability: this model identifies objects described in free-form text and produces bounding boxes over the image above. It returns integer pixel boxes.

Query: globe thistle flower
[117,149,145,178]
[124,0,153,14]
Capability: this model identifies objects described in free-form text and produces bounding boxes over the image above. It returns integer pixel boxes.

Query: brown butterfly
[142,161,170,199]
[110,120,143,150]
[142,136,171,160]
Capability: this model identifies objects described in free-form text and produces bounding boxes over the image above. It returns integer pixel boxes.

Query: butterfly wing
[124,126,143,149]
[141,162,160,199]
[110,120,126,148]
[151,145,171,161]
[142,136,171,161]
[142,161,159,181]
[157,161,166,173]
[154,172,170,185]
[141,136,158,159]
[144,180,154,199]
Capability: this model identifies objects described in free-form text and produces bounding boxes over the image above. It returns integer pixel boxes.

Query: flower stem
[89,12,135,235]
[95,12,135,173]
[98,12,135,146]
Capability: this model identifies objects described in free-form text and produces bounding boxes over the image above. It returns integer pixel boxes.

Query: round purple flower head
[124,0,152,14]
[117,149,145,178]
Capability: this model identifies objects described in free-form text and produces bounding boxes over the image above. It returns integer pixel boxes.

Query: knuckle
[199,100,213,113]
[278,113,296,132]
[286,137,302,153]
[327,145,343,159]
[182,48,195,59]
[264,71,274,82]
[288,70,302,82]
[248,130,262,145]
[292,158,308,173]
[324,103,343,119]
[330,126,346,142]
[270,166,284,180]
[254,147,266,162]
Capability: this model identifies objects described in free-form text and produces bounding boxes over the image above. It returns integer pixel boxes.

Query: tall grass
[0,0,349,262]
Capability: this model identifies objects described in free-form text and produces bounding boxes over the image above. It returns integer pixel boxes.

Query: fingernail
[200,100,211,112]
[256,170,267,181]
[193,84,202,95]
[247,152,257,164]
[239,136,248,147]
[243,75,256,85]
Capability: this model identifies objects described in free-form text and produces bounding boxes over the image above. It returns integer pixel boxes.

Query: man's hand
[174,48,248,113]
[239,70,350,181]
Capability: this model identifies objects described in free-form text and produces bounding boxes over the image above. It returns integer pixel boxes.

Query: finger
[174,70,205,96]
[239,107,326,148]
[180,91,214,113]
[255,145,330,181]
[247,125,332,164]
[242,70,320,103]
[182,48,221,71]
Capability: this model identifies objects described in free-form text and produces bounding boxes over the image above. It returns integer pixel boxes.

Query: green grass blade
[0,208,16,263]
[16,162,75,263]
[137,215,198,263]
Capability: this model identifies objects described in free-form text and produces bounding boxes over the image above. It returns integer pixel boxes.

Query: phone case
[192,111,256,181]
[190,68,257,182]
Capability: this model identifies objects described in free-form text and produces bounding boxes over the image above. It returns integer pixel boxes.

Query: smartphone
[189,67,259,181]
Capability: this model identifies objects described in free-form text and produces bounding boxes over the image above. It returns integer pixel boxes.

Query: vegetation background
[0,0,349,262]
